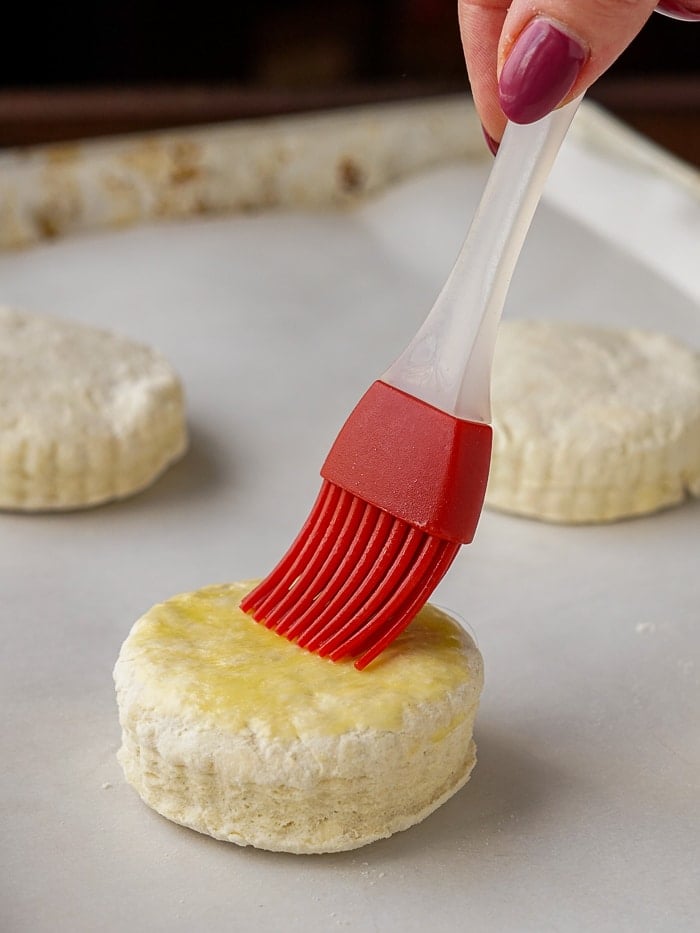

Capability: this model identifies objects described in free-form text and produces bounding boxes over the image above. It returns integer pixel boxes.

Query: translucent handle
[382,97,582,423]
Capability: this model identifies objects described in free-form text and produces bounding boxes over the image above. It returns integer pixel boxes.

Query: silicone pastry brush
[242,98,581,669]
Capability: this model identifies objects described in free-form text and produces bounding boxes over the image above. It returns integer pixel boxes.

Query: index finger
[458,0,511,144]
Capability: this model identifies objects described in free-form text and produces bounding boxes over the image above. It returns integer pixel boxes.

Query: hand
[458,0,700,153]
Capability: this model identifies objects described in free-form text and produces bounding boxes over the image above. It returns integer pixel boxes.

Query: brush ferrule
[320,380,492,544]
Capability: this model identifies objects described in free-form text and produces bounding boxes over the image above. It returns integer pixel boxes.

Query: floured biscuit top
[487,320,700,523]
[0,306,187,509]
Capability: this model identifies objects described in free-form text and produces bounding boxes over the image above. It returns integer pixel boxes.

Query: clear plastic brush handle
[382,97,582,424]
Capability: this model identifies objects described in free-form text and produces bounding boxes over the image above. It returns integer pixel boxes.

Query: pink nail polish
[498,18,587,124]
[481,125,500,156]
[655,1,700,21]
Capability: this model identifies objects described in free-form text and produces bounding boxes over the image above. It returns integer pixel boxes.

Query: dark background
[1,1,698,163]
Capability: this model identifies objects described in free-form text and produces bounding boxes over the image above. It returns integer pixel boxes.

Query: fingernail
[499,18,587,124]
[655,1,700,21]
[481,125,500,156]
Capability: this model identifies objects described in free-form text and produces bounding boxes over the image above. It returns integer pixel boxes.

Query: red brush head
[241,381,492,668]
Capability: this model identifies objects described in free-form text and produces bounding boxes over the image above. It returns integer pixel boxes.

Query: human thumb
[497,0,659,125]
[656,1,700,20]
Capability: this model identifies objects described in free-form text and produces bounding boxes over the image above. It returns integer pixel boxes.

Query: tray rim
[0,96,698,254]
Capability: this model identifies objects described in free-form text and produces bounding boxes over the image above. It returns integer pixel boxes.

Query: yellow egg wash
[127,581,476,741]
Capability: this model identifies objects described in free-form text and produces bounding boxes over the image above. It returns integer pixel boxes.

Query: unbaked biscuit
[114,580,483,854]
[486,319,700,523]
[0,306,187,509]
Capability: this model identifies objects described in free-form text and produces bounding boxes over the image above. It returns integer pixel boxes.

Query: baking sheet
[1,112,699,932]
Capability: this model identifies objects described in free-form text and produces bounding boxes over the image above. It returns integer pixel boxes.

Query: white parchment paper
[1,121,698,933]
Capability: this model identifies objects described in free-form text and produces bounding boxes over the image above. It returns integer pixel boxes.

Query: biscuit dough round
[114,581,483,854]
[486,320,700,523]
[0,307,187,509]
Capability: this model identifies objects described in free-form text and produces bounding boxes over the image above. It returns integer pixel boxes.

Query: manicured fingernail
[655,1,700,21]
[481,125,500,156]
[498,18,587,124]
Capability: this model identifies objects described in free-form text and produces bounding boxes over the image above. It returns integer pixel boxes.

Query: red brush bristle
[240,480,460,670]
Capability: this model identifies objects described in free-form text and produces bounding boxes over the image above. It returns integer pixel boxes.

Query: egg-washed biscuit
[0,307,187,510]
[114,580,483,854]
[486,320,700,523]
